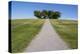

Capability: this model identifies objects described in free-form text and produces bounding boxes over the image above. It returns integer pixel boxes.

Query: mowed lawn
[50,19,78,49]
[11,19,44,52]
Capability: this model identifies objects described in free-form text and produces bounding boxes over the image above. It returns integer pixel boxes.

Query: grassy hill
[11,19,78,52]
[50,19,78,49]
[11,19,44,52]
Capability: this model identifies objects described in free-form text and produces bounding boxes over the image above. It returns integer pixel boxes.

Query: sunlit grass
[50,19,78,49]
[11,19,45,52]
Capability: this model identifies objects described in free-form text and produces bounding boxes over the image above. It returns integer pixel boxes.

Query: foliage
[34,10,61,19]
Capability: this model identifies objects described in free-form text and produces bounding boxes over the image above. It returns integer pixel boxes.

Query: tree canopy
[34,10,61,19]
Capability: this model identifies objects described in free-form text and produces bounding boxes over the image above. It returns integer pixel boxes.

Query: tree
[52,11,61,19]
[34,10,41,18]
[48,10,54,19]
[34,10,61,19]
[42,10,48,18]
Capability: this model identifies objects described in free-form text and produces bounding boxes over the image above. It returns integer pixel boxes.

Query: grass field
[50,19,78,49]
[11,19,78,52]
[11,19,44,52]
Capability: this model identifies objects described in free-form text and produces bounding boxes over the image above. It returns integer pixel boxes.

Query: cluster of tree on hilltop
[34,10,61,19]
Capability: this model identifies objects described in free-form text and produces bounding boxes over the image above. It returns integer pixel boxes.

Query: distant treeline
[34,10,61,19]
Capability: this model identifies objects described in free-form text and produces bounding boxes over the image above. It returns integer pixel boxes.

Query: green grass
[11,19,44,53]
[50,19,78,49]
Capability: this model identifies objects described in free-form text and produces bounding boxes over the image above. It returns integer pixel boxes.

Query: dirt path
[24,19,70,52]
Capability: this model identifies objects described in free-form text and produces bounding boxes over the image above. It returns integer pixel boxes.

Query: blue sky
[10,1,78,20]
